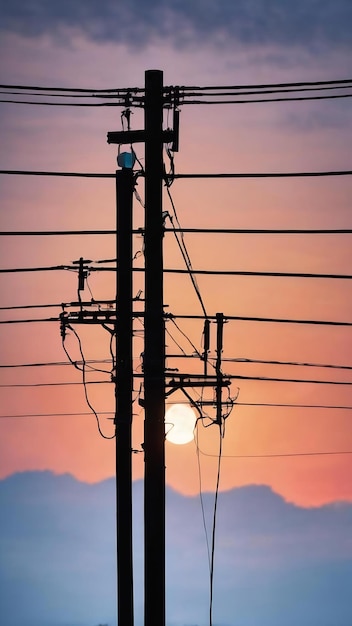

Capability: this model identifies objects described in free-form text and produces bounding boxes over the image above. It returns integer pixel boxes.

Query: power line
[0,359,111,369]
[166,354,352,372]
[0,169,115,178]
[164,372,352,386]
[4,265,352,280]
[182,85,352,98]
[164,228,352,235]
[230,374,352,386]
[0,411,114,419]
[0,317,59,324]
[166,188,208,318]
[0,300,115,311]
[235,402,352,410]
[169,314,352,327]
[199,447,352,459]
[2,313,352,327]
[2,374,352,389]
[174,170,352,179]
[2,402,352,419]
[0,264,74,273]
[0,83,143,94]
[0,99,134,108]
[1,168,352,178]
[160,268,352,280]
[182,78,352,91]
[2,228,352,237]
[182,93,352,105]
[3,89,352,108]
[0,229,116,236]
[222,357,352,371]
[0,380,110,388]
[1,77,351,95]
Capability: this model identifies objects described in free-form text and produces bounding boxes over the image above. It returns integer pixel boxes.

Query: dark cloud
[1,472,352,626]
[0,0,351,50]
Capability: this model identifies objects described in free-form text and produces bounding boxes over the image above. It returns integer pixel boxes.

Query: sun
[165,404,197,445]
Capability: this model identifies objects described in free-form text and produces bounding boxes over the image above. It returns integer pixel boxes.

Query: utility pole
[143,69,166,626]
[64,70,230,626]
[115,167,134,626]
[107,69,169,626]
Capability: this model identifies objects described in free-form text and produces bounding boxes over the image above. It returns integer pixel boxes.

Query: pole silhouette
[115,167,134,626]
[143,69,166,626]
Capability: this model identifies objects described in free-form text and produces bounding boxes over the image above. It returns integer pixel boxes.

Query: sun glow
[165,404,197,445]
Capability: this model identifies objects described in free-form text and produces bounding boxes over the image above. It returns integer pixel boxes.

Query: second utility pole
[143,69,166,626]
[115,167,134,626]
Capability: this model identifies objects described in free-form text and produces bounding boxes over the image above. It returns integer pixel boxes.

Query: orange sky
[1,30,352,508]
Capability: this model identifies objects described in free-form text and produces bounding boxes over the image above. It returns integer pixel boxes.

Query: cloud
[1,472,352,626]
[1,0,352,51]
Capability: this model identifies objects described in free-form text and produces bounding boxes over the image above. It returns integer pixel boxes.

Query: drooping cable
[165,186,208,318]
[63,325,115,439]
[194,421,212,573]
[209,419,224,626]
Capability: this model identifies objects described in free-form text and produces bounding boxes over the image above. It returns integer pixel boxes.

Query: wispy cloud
[1,0,352,50]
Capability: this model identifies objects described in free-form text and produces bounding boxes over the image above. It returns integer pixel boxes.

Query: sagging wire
[61,321,115,440]
[194,383,238,626]
[209,420,224,626]
[164,187,208,319]
[194,419,212,573]
[165,325,185,360]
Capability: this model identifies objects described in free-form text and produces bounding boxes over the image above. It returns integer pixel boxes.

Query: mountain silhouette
[1,471,351,626]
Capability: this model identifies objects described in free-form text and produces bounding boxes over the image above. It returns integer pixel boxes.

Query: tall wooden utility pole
[143,69,166,626]
[107,69,168,626]
[64,69,228,626]
[115,167,135,626]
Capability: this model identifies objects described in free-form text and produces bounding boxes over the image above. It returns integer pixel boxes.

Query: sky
[1,471,352,626]
[0,1,352,624]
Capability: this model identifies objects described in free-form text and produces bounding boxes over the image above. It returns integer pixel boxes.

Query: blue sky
[1,471,352,626]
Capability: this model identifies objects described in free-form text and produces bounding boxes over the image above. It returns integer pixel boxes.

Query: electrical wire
[222,357,352,371]
[161,354,352,372]
[0,99,135,107]
[63,325,115,439]
[1,168,352,178]
[0,169,116,178]
[235,402,352,410]
[0,380,110,388]
[0,230,116,236]
[0,264,73,273]
[2,313,352,327]
[0,359,111,369]
[0,83,144,94]
[159,268,352,279]
[2,402,352,418]
[165,186,208,318]
[199,447,352,459]
[168,317,204,360]
[165,326,188,357]
[182,84,352,98]
[173,170,352,179]
[164,372,352,386]
[0,411,114,419]
[163,228,352,235]
[166,313,352,327]
[194,422,212,572]
[209,420,224,626]
[2,228,352,236]
[229,375,352,386]
[182,93,352,105]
